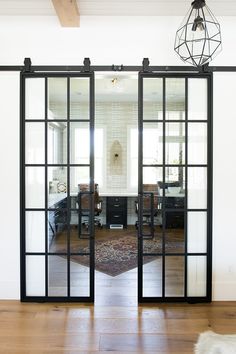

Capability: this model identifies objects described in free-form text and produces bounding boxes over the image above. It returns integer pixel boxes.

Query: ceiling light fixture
[174,0,222,67]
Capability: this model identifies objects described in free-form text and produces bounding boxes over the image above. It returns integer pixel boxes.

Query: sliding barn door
[20,72,95,302]
[138,72,212,302]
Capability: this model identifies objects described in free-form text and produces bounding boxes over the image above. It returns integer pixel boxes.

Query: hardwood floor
[0,301,235,353]
[6,226,234,352]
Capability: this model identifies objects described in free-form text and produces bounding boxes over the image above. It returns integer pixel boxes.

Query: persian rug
[69,234,181,277]
[195,331,236,354]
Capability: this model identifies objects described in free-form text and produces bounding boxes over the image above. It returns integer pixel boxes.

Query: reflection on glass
[143,78,163,120]
[70,257,90,296]
[26,256,45,296]
[143,167,162,185]
[25,78,45,120]
[48,166,67,208]
[164,167,185,197]
[70,78,89,120]
[48,78,67,120]
[70,166,90,196]
[187,212,207,253]
[188,79,207,120]
[165,256,184,296]
[48,122,67,164]
[48,255,67,297]
[26,211,45,253]
[166,78,185,120]
[188,123,207,165]
[25,167,45,208]
[188,167,207,209]
[143,123,163,164]
[166,123,185,165]
[70,122,90,164]
[25,122,45,164]
[165,213,185,253]
[48,211,68,253]
[143,256,162,297]
[187,256,206,296]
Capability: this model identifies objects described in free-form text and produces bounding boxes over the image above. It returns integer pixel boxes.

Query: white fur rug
[195,331,236,354]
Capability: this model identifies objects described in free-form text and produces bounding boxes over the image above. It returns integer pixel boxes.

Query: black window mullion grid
[162,77,166,298]
[184,78,188,298]
[45,78,48,297]
[67,76,71,297]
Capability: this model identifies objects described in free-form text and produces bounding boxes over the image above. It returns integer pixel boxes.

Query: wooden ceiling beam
[52,0,80,27]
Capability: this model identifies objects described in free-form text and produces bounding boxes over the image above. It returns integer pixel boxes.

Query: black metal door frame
[20,70,95,302]
[138,71,213,303]
[19,58,213,303]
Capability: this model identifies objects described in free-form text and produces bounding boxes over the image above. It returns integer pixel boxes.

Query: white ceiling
[0,0,235,16]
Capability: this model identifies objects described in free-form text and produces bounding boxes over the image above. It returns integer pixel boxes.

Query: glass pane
[25,167,45,208]
[141,183,162,242]
[166,123,185,165]
[187,212,207,253]
[143,167,162,185]
[166,78,185,121]
[165,256,184,297]
[143,235,163,254]
[48,122,67,164]
[48,78,67,120]
[188,79,207,120]
[48,211,68,253]
[165,167,185,198]
[25,122,45,164]
[187,256,207,296]
[188,123,207,165]
[25,78,45,120]
[69,222,90,252]
[70,78,90,120]
[26,256,45,296]
[143,256,162,297]
[48,255,67,297]
[143,123,163,164]
[70,256,90,296]
[188,167,207,209]
[70,166,90,196]
[48,166,67,208]
[143,78,163,120]
[165,212,185,253]
[70,122,90,164]
[26,211,45,252]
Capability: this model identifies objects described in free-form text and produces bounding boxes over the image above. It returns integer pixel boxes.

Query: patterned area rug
[69,235,181,277]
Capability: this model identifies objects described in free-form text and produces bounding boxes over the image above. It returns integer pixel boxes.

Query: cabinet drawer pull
[114,204,120,207]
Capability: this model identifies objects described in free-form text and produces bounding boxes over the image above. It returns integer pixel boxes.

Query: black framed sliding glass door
[138,72,212,302]
[20,72,95,302]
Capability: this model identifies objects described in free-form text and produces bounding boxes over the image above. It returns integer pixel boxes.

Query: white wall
[0,72,20,299]
[0,15,236,299]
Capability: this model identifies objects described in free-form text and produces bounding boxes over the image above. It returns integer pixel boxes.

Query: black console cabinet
[106,196,127,228]
[165,197,184,228]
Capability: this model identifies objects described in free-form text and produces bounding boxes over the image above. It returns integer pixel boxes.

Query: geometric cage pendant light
[174,0,222,67]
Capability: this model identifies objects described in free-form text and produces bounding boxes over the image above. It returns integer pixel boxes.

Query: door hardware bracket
[142,58,150,72]
[83,57,91,72]
[112,64,124,71]
[23,58,32,73]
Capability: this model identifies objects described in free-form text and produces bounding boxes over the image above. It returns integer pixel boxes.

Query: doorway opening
[20,67,212,303]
